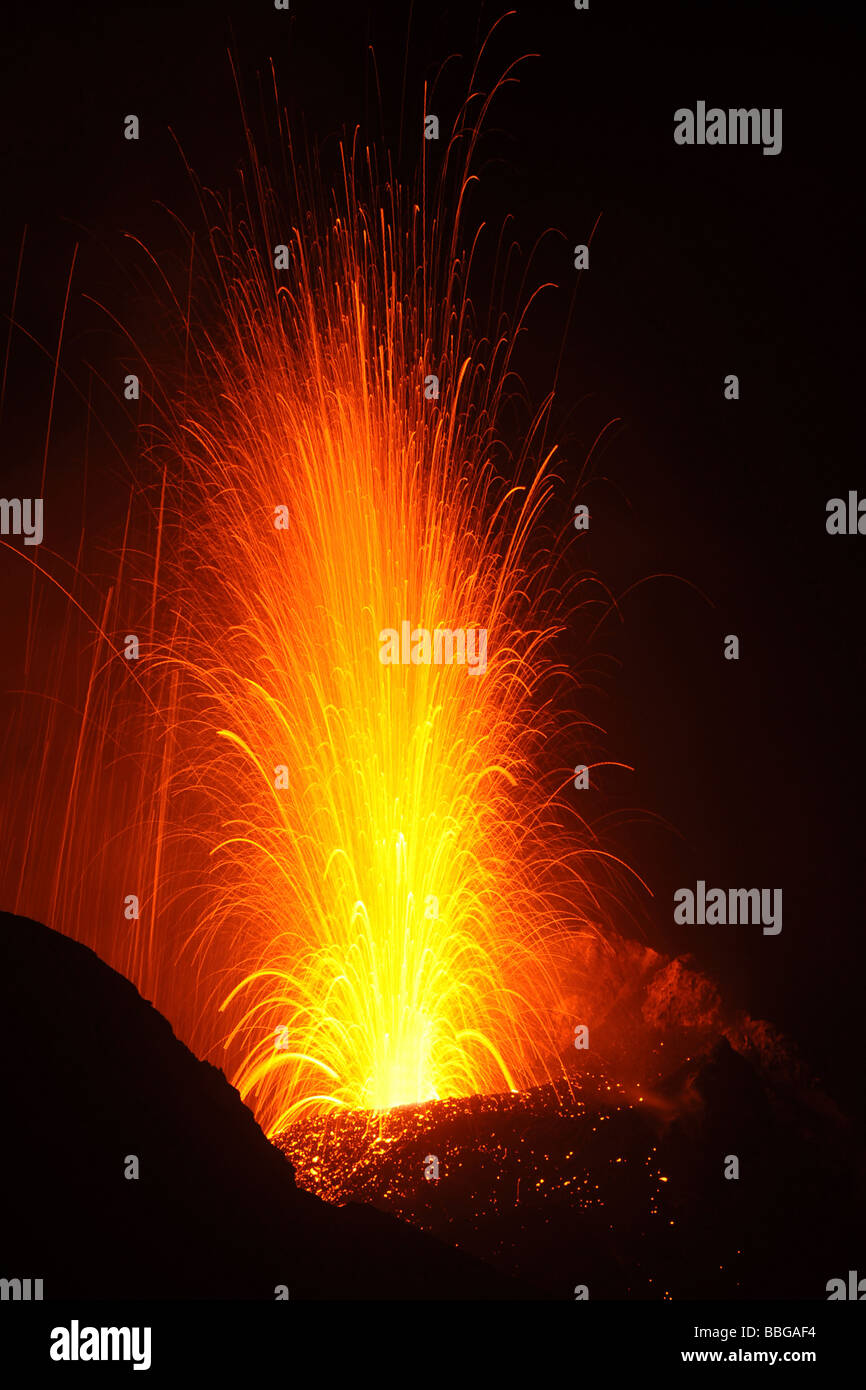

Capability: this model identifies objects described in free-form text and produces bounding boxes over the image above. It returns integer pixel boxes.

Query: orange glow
[0,58,628,1134]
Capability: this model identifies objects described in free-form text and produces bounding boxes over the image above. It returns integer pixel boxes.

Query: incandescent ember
[275,1041,864,1299]
[275,1072,674,1297]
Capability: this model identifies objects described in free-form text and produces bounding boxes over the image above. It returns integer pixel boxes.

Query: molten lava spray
[1,63,624,1135]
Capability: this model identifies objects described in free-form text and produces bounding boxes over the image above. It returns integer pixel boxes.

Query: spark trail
[0,55,627,1136]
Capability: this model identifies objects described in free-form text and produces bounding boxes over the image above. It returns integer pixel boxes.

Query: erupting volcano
[1,5,863,1317]
[0,53,631,1142]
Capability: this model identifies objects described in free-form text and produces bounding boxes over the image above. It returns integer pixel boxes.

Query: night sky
[1,0,862,1096]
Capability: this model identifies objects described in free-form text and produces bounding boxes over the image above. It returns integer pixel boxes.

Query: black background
[0,1,862,1098]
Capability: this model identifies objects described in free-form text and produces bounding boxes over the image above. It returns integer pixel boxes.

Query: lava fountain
[0,53,629,1137]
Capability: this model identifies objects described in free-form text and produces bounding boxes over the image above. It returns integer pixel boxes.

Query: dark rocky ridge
[2,909,862,1301]
[0,911,533,1298]
[277,1033,866,1299]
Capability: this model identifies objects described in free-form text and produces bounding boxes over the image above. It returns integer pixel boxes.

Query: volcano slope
[2,910,862,1301]
[0,910,532,1299]
[275,943,866,1301]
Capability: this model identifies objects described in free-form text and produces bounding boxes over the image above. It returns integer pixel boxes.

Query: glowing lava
[0,58,624,1134]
